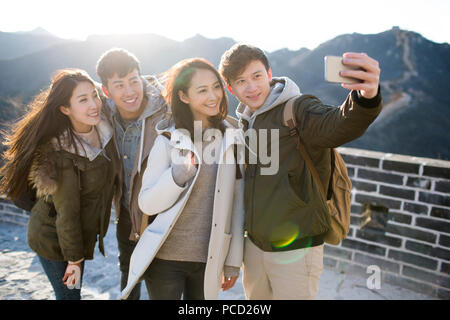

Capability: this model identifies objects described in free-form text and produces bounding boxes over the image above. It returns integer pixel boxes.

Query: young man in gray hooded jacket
[219,44,382,299]
[96,48,168,299]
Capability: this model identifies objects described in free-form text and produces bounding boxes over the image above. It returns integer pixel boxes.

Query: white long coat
[121,118,245,299]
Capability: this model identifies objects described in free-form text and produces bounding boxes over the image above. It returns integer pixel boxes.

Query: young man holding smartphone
[219,44,382,299]
[96,48,168,299]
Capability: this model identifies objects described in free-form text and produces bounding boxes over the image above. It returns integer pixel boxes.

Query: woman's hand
[171,149,198,187]
[62,261,82,289]
[221,274,238,291]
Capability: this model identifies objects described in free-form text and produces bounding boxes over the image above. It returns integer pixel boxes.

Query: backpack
[13,183,36,212]
[13,181,57,217]
[282,95,352,245]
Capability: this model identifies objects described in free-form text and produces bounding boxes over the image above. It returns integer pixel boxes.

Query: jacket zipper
[248,120,257,243]
[248,162,257,243]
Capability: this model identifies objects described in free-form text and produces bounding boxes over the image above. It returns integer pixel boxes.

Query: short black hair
[219,43,270,85]
[96,48,141,86]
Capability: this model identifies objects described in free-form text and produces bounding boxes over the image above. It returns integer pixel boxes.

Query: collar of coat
[149,116,244,167]
[51,115,114,161]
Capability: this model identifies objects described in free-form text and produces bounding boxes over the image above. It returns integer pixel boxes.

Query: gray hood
[235,76,301,129]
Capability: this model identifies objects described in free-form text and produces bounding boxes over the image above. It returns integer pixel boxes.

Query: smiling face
[178,68,224,126]
[103,68,145,120]
[60,81,102,133]
[229,59,272,112]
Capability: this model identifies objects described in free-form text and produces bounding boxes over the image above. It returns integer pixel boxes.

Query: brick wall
[1,147,449,298]
[326,147,450,299]
[0,196,29,226]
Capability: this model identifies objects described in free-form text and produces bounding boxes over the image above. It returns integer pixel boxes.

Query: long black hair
[0,69,96,200]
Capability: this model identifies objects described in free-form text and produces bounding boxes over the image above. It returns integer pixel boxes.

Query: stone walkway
[0,221,439,300]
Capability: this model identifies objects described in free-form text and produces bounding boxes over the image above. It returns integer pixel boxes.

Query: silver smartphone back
[324,56,362,84]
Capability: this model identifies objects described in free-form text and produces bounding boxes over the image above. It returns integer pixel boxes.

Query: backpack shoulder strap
[297,136,327,199]
[282,94,317,133]
[282,95,327,199]
[283,96,299,135]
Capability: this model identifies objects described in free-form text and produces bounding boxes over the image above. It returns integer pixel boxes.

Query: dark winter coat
[237,77,382,252]
[27,118,120,262]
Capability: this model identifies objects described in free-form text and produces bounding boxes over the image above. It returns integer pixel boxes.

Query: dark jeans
[144,258,206,300]
[38,255,85,300]
[116,206,149,300]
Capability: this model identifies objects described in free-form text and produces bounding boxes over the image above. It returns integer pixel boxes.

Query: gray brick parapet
[0,197,30,226]
[328,147,450,299]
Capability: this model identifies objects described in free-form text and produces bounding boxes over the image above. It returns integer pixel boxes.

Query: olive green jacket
[237,77,382,252]
[27,118,120,262]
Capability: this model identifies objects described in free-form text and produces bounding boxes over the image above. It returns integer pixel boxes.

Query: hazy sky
[1,0,449,52]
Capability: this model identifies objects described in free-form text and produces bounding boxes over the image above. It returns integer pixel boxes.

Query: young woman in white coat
[121,58,245,300]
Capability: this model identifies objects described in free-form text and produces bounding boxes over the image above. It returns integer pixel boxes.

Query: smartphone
[324,56,362,84]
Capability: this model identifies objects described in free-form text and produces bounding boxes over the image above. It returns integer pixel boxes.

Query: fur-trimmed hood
[28,141,59,200]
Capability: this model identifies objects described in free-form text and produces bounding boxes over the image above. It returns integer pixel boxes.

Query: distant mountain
[0,28,74,60]
[0,27,448,159]
[268,27,450,160]
[16,27,55,37]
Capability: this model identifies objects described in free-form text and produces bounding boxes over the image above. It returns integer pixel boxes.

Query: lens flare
[269,222,313,264]
[270,221,303,249]
[270,226,299,249]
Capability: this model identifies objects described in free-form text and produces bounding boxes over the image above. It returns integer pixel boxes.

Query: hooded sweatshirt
[236,77,300,131]
[235,76,382,252]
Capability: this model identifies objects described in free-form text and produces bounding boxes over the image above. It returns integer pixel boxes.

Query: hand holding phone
[324,56,362,84]
[324,53,381,99]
